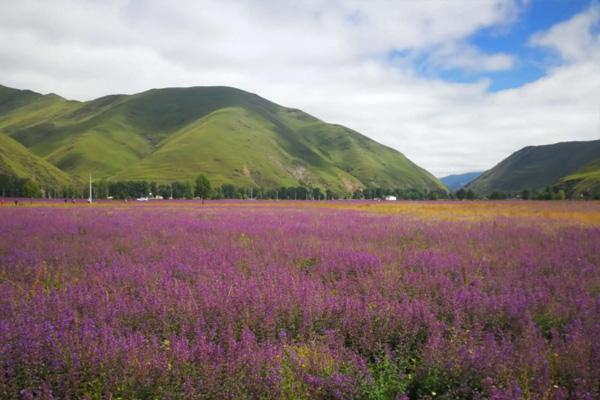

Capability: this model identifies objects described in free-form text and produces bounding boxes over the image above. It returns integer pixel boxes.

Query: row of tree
[2,172,597,200]
[0,174,45,198]
[469,187,575,200]
[454,186,600,200]
[0,173,449,201]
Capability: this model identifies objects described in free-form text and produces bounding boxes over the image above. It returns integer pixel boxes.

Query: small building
[384,195,397,201]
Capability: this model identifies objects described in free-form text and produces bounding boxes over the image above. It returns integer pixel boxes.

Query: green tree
[427,191,439,200]
[296,186,308,200]
[21,179,41,198]
[212,186,224,199]
[93,180,110,199]
[221,184,236,199]
[0,174,17,197]
[149,182,158,197]
[352,190,364,200]
[157,184,172,199]
[195,174,212,199]
[312,187,323,200]
[172,181,193,199]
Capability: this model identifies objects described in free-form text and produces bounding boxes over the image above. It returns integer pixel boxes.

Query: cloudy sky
[1,0,599,176]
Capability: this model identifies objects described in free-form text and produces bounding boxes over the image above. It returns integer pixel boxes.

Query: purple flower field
[1,202,599,399]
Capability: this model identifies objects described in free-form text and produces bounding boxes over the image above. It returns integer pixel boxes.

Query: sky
[1,0,599,177]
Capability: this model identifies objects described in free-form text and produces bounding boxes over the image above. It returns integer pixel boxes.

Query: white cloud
[0,0,598,176]
[530,3,600,62]
[427,42,515,72]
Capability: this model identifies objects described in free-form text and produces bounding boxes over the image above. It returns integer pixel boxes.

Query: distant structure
[88,174,92,203]
[384,195,397,201]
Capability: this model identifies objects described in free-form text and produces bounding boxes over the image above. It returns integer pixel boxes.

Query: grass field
[1,200,599,399]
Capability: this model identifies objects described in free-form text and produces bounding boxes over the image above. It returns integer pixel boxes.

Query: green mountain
[0,131,74,189]
[466,140,600,195]
[0,84,444,193]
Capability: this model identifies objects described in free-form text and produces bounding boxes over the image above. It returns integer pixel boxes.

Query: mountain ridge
[466,140,600,195]
[0,84,445,193]
[439,172,482,191]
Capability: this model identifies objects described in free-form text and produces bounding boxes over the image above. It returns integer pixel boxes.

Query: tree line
[0,174,47,198]
[1,172,597,200]
[96,178,451,201]
[0,173,449,200]
[459,186,597,200]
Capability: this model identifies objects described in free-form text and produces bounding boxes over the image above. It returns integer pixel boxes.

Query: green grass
[0,84,445,191]
[112,107,303,187]
[0,132,74,187]
[467,140,600,194]
[557,159,600,197]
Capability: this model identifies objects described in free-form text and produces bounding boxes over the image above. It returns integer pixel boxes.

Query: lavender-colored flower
[0,201,598,398]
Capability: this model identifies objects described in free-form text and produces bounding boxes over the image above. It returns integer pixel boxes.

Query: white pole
[88,174,92,203]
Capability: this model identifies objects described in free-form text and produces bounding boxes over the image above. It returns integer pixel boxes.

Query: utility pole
[88,174,92,203]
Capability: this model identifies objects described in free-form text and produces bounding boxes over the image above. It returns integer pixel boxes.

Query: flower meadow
[1,201,599,399]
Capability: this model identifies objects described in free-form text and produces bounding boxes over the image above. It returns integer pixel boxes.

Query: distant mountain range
[439,172,482,191]
[0,84,445,193]
[466,140,600,196]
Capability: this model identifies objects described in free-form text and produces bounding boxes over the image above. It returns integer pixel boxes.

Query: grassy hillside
[466,140,600,195]
[557,159,600,198]
[0,84,445,192]
[0,132,74,188]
